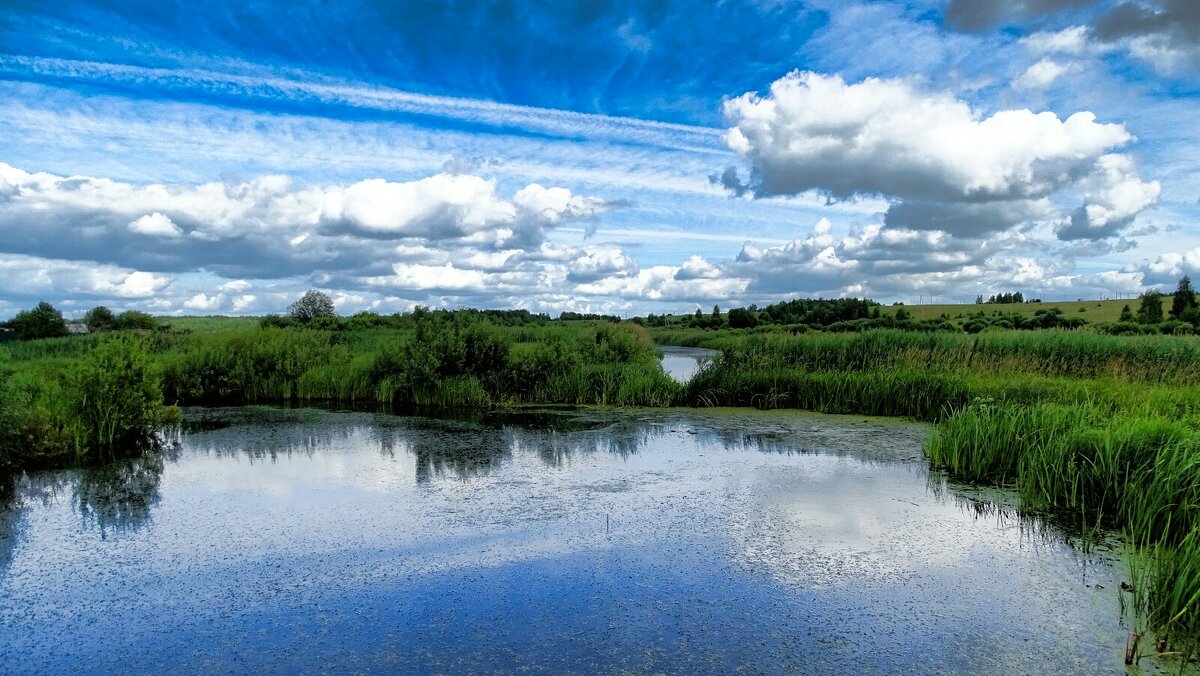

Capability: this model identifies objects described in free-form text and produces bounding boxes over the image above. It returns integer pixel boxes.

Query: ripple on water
[0,406,1145,674]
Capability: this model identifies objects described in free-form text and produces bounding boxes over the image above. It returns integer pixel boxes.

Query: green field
[883,298,1134,323]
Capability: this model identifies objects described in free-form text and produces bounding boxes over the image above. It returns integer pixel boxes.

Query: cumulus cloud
[0,254,172,302]
[1093,0,1200,75]
[965,2,1200,76]
[720,71,1157,240]
[574,264,747,302]
[0,162,611,279]
[1020,25,1095,55]
[128,212,183,238]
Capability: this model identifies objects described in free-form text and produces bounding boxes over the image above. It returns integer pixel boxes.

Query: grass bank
[0,317,677,471]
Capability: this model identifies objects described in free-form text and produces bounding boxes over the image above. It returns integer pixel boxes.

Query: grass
[882,298,1133,322]
[0,317,678,471]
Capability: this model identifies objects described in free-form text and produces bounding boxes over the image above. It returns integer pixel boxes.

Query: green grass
[0,317,679,472]
[882,298,1133,322]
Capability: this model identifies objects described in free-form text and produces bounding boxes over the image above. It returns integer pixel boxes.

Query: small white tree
[288,290,336,323]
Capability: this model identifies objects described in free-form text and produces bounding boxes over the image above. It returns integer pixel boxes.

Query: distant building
[66,321,90,335]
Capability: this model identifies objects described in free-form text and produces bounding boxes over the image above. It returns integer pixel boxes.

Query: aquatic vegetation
[661,327,1200,652]
[0,337,179,469]
[0,317,677,471]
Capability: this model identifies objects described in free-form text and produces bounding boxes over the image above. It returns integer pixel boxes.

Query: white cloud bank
[720,71,1159,241]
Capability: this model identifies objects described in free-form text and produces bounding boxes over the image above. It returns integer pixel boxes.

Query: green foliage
[10,301,68,340]
[1171,276,1198,321]
[259,313,293,329]
[1138,292,1165,324]
[71,338,177,462]
[112,310,158,331]
[727,307,757,329]
[288,290,336,323]
[1120,304,1136,322]
[84,306,115,332]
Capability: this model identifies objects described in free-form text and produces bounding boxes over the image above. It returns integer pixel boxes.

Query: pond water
[0,407,1137,674]
[658,345,719,383]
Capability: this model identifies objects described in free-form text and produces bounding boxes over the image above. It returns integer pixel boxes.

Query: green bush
[9,301,68,340]
[71,338,177,463]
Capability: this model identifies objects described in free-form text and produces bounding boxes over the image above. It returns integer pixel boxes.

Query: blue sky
[0,0,1197,316]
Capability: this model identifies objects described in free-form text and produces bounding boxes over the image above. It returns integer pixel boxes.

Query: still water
[0,407,1133,674]
[658,345,719,383]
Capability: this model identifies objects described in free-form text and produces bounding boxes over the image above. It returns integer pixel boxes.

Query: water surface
[0,407,1135,673]
[658,345,719,383]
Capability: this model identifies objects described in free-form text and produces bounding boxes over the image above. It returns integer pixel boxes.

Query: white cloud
[1015,59,1075,89]
[1020,26,1094,56]
[0,254,172,301]
[720,71,1158,240]
[575,262,748,301]
[1059,154,1162,240]
[128,212,183,238]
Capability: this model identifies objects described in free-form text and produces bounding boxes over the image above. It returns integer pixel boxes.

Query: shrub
[10,301,68,340]
[71,338,176,463]
[259,314,293,329]
[84,306,116,332]
[112,310,158,331]
[288,290,336,323]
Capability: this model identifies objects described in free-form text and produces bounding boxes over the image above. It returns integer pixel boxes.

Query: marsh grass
[0,318,678,471]
[664,327,1200,650]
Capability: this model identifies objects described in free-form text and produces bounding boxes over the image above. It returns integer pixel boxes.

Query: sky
[0,0,1197,317]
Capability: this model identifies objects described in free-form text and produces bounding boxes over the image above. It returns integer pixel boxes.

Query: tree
[728,307,757,329]
[711,304,720,318]
[1137,292,1164,324]
[288,290,336,323]
[10,301,68,340]
[84,306,115,332]
[1119,304,1135,322]
[1170,276,1198,319]
[112,310,157,331]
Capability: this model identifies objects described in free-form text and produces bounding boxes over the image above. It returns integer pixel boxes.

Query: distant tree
[288,290,336,323]
[1119,304,1135,322]
[259,314,293,329]
[112,310,157,331]
[10,301,68,340]
[1170,276,1198,319]
[1137,292,1164,324]
[727,307,757,329]
[974,295,983,304]
[84,305,115,332]
[711,304,720,318]
[694,308,703,320]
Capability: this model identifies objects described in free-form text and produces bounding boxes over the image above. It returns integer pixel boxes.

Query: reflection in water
[0,406,1138,673]
[72,453,165,538]
[0,474,18,577]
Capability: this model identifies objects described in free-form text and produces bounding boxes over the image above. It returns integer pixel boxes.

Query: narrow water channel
[0,407,1135,673]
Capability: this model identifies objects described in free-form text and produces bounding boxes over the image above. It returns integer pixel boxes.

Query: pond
[658,345,719,383]
[0,407,1136,673]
